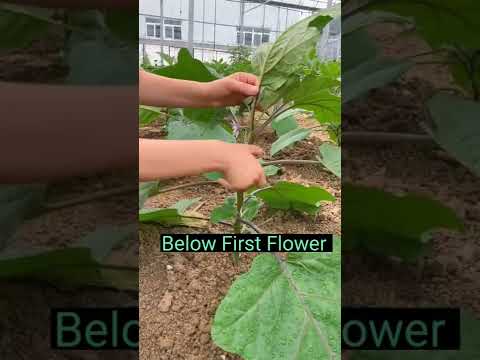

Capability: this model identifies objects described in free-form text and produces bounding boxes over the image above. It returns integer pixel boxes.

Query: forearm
[139,70,213,108]
[0,82,137,183]
[139,139,224,181]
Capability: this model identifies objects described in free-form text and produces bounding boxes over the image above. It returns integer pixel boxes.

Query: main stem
[234,96,258,234]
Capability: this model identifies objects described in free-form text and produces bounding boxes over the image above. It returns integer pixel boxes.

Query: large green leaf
[350,311,480,360]
[139,181,159,209]
[256,181,335,215]
[284,76,341,124]
[253,13,332,108]
[211,196,236,224]
[343,57,411,104]
[427,93,480,177]
[342,27,410,103]
[212,241,341,360]
[317,143,341,178]
[104,10,137,44]
[343,184,463,260]
[271,109,301,136]
[167,115,234,142]
[0,225,137,290]
[152,48,217,82]
[271,128,312,156]
[139,106,163,126]
[66,39,137,85]
[170,197,202,214]
[367,0,480,49]
[66,11,137,85]
[0,4,52,49]
[139,208,204,228]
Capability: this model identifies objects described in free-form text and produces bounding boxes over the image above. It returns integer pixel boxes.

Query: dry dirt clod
[158,292,173,312]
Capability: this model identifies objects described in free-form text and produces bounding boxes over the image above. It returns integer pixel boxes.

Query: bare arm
[0,82,137,183]
[139,70,259,108]
[139,139,266,191]
[139,69,212,108]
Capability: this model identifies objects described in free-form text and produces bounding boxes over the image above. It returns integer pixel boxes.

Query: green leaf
[342,29,378,72]
[139,106,163,126]
[343,57,411,104]
[77,224,135,263]
[158,52,176,65]
[152,48,217,82]
[284,76,341,124]
[66,39,137,85]
[167,116,234,142]
[256,181,335,215]
[139,181,159,209]
[271,109,300,136]
[0,225,137,290]
[263,165,280,177]
[350,310,480,360]
[343,184,463,260]
[271,128,312,156]
[317,143,341,178]
[139,208,205,228]
[0,4,52,49]
[211,196,236,224]
[367,0,480,50]
[0,185,46,249]
[242,197,262,222]
[170,197,202,214]
[204,172,223,181]
[254,13,332,108]
[427,93,480,177]
[104,10,137,44]
[184,107,228,125]
[212,241,341,360]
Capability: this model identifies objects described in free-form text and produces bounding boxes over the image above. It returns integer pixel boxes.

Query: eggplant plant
[139,13,341,235]
[138,14,343,359]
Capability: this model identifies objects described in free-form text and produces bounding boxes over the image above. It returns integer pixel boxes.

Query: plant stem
[262,159,322,166]
[235,95,260,235]
[240,218,264,234]
[234,191,244,233]
[247,97,258,144]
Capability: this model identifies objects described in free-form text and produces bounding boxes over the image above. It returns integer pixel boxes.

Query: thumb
[247,145,264,157]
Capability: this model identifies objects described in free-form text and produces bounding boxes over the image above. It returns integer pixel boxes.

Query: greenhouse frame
[139,0,340,65]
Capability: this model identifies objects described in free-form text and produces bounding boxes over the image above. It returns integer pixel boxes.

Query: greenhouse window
[236,26,271,47]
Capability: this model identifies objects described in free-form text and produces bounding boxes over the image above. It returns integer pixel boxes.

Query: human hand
[205,72,259,107]
[216,143,267,191]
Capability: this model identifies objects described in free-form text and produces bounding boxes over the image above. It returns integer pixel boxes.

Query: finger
[217,178,231,190]
[258,170,267,187]
[247,145,264,157]
[231,79,259,97]
[234,72,259,86]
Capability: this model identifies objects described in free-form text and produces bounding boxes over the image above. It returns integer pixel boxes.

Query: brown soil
[139,114,341,359]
